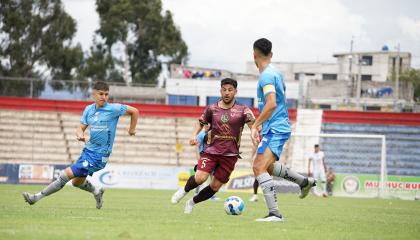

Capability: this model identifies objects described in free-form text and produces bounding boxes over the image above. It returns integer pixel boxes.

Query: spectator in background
[204,71,212,78]
[192,71,204,79]
[308,144,328,197]
[183,69,192,78]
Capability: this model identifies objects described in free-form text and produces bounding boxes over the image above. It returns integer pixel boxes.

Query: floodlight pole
[356,54,362,109]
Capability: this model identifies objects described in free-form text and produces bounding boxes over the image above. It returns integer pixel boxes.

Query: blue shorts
[70,148,110,177]
[257,132,290,160]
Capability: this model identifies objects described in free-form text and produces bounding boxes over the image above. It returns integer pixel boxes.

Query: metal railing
[0,77,156,100]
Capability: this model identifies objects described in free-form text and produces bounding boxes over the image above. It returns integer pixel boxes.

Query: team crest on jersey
[221,112,229,123]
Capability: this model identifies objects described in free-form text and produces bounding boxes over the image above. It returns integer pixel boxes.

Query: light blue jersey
[257,64,291,135]
[196,130,207,154]
[81,102,128,155]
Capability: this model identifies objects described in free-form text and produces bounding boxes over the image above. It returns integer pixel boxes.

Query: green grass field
[1,184,419,240]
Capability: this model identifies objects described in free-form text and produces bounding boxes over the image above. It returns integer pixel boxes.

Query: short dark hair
[93,81,109,91]
[314,144,319,148]
[253,38,272,56]
[221,78,237,89]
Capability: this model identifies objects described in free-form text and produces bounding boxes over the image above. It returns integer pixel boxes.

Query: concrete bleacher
[0,109,255,168]
[321,123,420,176]
[0,109,69,164]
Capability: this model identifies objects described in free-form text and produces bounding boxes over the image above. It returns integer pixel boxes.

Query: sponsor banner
[89,164,191,190]
[333,173,420,199]
[18,164,66,184]
[0,164,19,184]
[225,169,300,194]
[0,164,66,184]
[225,170,255,192]
[2,163,419,200]
[18,164,54,184]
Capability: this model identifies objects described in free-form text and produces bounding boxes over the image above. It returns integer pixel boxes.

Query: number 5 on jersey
[201,159,207,168]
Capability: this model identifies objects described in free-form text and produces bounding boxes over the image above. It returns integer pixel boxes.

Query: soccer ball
[224,196,245,215]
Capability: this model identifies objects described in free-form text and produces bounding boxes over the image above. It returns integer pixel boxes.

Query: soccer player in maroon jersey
[171,78,255,214]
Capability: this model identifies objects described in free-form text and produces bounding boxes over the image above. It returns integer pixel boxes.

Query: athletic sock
[76,179,98,195]
[253,179,259,194]
[257,172,281,216]
[192,185,216,204]
[184,175,199,192]
[272,162,307,187]
[39,171,70,198]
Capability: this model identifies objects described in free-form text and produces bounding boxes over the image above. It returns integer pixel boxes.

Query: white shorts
[313,170,326,182]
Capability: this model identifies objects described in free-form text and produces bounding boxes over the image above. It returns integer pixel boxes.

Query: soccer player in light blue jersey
[251,38,315,222]
[23,81,139,209]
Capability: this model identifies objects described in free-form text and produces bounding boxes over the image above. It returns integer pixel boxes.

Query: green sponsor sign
[332,173,420,200]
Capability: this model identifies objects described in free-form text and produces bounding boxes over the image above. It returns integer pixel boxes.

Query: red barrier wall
[0,97,297,121]
[323,110,420,126]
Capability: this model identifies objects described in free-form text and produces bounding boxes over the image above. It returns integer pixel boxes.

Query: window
[206,96,220,105]
[168,95,199,106]
[392,57,403,73]
[322,74,337,80]
[392,57,396,71]
[295,73,305,80]
[361,56,373,65]
[236,97,254,107]
[361,75,372,81]
[207,96,254,108]
[365,106,381,111]
[319,104,331,110]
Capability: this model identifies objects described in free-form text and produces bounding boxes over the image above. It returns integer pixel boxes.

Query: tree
[85,0,188,85]
[0,0,83,97]
[78,38,125,83]
[400,68,420,102]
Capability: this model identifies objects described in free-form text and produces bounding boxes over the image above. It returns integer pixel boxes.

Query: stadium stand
[0,97,274,168]
[4,97,419,178]
[0,110,69,164]
[321,111,420,176]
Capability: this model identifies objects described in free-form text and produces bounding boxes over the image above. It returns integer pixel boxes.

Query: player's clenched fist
[128,129,136,136]
[189,137,198,145]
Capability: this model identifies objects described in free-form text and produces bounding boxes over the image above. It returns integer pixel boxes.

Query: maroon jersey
[199,101,255,156]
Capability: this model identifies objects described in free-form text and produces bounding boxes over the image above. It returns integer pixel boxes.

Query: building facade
[164,49,413,111]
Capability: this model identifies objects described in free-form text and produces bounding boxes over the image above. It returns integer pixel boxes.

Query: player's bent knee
[64,167,75,179]
[194,173,209,185]
[72,177,86,186]
[253,163,266,176]
[209,181,223,192]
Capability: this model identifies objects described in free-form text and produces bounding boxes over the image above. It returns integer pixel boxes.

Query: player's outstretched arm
[125,106,139,136]
[76,124,88,143]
